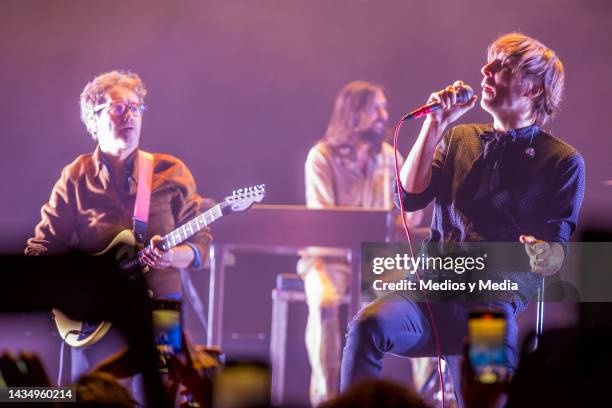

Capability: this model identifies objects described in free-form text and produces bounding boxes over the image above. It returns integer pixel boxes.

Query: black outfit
[340,123,585,407]
[395,123,585,311]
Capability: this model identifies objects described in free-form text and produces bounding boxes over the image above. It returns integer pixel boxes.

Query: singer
[340,33,585,407]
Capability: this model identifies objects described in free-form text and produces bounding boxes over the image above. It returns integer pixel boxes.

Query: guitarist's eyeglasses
[94,100,148,118]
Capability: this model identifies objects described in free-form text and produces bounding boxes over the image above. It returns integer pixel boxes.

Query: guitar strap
[133,150,154,245]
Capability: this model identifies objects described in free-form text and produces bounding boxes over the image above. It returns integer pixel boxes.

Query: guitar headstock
[223,184,266,213]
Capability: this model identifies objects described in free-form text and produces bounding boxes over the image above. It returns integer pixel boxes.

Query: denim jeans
[69,293,182,405]
[340,293,518,407]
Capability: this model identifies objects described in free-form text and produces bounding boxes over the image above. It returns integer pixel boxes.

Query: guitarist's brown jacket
[25,146,213,297]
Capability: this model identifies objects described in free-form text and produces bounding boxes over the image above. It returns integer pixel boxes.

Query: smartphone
[152,298,182,372]
[468,310,508,383]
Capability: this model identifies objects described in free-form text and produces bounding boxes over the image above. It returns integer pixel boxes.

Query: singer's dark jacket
[394,123,585,309]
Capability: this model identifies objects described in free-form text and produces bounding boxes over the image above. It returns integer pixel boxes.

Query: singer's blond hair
[488,33,564,126]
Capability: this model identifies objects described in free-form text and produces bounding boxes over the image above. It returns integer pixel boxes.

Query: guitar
[53,184,266,348]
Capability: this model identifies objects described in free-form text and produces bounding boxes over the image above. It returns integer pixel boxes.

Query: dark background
[1,0,610,401]
[1,0,610,250]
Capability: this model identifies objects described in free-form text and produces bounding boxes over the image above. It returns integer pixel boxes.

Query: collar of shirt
[474,123,539,199]
[479,123,540,144]
[92,146,139,192]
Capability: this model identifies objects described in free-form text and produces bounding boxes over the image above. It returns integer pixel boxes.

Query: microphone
[401,84,474,121]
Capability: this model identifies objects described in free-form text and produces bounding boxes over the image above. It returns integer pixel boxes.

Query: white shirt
[305,141,403,209]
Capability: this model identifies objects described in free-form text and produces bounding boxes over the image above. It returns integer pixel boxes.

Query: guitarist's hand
[142,235,174,269]
[142,235,196,269]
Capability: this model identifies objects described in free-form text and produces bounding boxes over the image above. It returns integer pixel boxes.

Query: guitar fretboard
[123,184,264,271]
[160,203,225,251]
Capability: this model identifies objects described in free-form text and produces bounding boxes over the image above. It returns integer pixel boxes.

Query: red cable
[393,118,445,408]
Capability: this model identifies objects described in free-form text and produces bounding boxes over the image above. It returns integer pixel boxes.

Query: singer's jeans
[340,294,518,407]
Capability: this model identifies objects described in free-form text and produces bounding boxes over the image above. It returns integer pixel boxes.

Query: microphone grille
[456,85,474,104]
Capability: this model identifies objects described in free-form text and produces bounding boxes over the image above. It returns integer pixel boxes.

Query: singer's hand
[519,235,565,276]
[428,80,478,127]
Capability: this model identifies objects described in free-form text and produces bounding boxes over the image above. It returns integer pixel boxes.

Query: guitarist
[25,70,212,388]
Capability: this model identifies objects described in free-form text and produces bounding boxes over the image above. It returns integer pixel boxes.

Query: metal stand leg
[270,289,289,406]
[207,244,226,347]
[533,277,545,351]
[269,280,347,405]
[349,245,361,317]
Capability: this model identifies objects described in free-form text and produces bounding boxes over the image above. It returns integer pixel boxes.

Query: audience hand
[167,332,221,408]
[0,352,51,387]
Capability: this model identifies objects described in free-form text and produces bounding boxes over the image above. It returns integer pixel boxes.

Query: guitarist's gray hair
[80,70,148,140]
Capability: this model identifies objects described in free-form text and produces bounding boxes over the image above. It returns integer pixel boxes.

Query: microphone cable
[392,118,446,408]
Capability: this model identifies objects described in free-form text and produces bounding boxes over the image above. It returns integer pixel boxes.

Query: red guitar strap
[133,150,154,245]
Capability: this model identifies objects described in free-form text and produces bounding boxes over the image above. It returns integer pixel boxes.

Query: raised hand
[427,80,478,127]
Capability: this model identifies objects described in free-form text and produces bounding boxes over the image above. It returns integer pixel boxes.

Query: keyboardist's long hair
[323,80,385,147]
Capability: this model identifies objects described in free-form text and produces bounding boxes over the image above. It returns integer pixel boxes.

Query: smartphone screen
[152,298,182,372]
[468,310,507,383]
